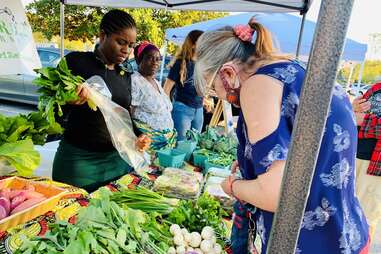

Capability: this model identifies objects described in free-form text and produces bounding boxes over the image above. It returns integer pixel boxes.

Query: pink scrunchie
[233,24,254,42]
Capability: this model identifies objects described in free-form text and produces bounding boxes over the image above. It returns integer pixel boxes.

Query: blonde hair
[169,30,203,85]
[194,18,290,96]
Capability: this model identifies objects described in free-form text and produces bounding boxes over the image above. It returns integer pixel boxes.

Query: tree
[339,60,381,84]
[26,0,226,49]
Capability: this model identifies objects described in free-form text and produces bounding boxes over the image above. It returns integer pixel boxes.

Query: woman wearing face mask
[130,42,176,151]
[194,18,370,254]
[164,30,204,140]
[52,9,150,193]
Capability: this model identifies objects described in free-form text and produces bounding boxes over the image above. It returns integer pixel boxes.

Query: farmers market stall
[0,0,358,253]
[0,142,238,254]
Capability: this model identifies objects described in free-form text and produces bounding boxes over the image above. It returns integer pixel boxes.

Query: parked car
[0,47,70,105]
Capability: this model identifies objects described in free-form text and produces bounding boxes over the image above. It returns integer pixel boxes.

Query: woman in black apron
[52,9,150,193]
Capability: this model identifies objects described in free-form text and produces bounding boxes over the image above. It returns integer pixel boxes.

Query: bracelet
[230,178,242,201]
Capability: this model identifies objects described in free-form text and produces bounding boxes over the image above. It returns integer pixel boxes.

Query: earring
[220,70,240,107]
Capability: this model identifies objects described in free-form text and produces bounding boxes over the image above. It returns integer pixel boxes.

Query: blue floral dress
[236,61,369,254]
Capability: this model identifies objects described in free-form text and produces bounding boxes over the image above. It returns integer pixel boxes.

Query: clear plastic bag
[84,76,150,172]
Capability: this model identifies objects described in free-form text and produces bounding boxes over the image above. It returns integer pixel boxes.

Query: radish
[11,197,46,215]
[0,206,7,220]
[0,197,10,215]
[10,193,27,210]
[23,191,45,200]
[9,190,23,199]
[0,188,11,199]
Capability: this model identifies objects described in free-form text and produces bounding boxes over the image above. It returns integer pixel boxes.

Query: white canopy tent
[58,1,356,254]
[62,0,311,12]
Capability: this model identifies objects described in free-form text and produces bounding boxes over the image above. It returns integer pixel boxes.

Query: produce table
[0,161,234,253]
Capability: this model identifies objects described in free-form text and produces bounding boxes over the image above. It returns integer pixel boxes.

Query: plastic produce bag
[84,76,150,172]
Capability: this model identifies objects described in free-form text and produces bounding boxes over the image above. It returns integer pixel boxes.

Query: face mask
[219,63,241,107]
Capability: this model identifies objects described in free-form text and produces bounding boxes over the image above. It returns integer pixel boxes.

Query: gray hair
[194,21,288,97]
[194,26,253,96]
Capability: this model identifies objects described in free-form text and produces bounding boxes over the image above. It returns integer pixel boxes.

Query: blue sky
[22,0,380,44]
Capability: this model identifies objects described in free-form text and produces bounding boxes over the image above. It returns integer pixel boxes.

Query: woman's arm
[163,78,175,97]
[221,75,284,212]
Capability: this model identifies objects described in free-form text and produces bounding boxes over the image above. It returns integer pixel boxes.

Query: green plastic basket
[157,149,186,168]
[192,151,208,169]
[176,140,197,161]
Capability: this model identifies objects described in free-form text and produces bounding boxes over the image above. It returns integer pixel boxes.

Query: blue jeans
[172,101,204,141]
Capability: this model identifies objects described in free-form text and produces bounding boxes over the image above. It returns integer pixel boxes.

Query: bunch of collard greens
[33,58,97,126]
[15,189,171,254]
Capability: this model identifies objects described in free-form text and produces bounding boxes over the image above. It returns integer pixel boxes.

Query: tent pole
[357,60,365,86]
[60,1,65,58]
[295,12,306,59]
[266,0,355,253]
[346,63,355,90]
[160,40,168,84]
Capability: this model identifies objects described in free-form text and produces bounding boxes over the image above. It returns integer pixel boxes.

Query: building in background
[368,33,381,60]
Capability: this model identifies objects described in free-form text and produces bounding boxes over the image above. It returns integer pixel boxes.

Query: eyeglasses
[206,66,221,96]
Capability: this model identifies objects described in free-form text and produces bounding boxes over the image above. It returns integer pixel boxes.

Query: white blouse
[131,72,174,130]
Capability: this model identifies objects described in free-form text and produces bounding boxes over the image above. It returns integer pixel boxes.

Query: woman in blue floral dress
[194,18,370,254]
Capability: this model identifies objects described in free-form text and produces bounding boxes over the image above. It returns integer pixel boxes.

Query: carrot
[11,197,46,215]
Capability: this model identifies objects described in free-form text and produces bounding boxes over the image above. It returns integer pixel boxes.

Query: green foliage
[0,140,40,176]
[15,190,171,254]
[26,1,226,51]
[339,60,381,84]
[26,0,106,41]
[167,192,228,240]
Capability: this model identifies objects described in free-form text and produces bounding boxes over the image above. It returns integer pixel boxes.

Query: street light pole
[266,0,355,253]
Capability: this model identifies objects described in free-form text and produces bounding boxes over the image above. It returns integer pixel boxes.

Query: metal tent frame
[58,0,355,253]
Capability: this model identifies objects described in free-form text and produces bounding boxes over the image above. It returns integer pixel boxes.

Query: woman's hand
[135,134,152,152]
[203,97,214,113]
[221,175,234,196]
[231,160,239,175]
[352,96,370,113]
[69,84,89,105]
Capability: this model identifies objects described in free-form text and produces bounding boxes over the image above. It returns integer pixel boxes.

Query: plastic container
[192,151,208,169]
[0,176,67,231]
[204,160,230,173]
[176,141,197,161]
[156,149,186,168]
